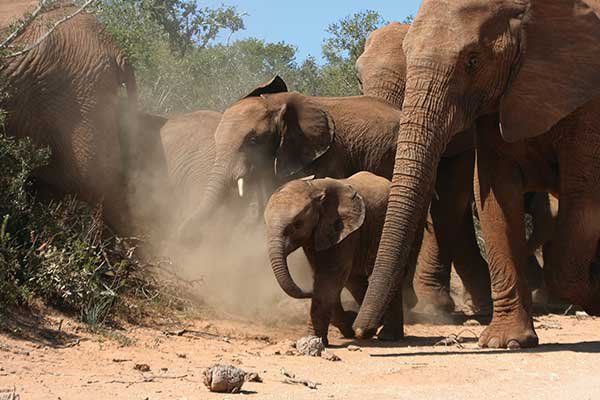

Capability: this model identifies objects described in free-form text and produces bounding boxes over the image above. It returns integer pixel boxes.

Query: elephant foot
[478,311,538,349]
[377,324,404,342]
[333,311,357,339]
[583,293,600,316]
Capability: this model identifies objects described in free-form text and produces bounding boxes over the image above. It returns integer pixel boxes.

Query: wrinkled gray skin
[356,21,557,317]
[178,77,409,250]
[264,172,405,345]
[156,110,222,222]
[0,2,141,233]
[357,22,492,316]
[354,0,600,349]
[134,110,255,239]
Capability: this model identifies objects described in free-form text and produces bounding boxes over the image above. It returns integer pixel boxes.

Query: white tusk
[237,178,245,198]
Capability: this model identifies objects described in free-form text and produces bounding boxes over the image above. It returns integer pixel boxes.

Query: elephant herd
[3,0,600,351]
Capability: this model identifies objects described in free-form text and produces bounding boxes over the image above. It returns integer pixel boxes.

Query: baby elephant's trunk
[267,230,312,299]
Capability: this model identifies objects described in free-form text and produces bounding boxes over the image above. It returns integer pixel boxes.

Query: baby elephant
[264,172,403,345]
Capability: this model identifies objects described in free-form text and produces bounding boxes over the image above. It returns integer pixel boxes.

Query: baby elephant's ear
[314,182,366,252]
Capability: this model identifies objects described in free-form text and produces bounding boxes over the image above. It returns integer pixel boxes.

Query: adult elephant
[354,0,600,349]
[177,78,407,265]
[357,22,492,316]
[154,110,222,223]
[0,1,140,232]
[135,109,259,242]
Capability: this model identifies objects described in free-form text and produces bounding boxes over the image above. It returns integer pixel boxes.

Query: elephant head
[179,76,335,242]
[264,178,365,299]
[354,0,600,336]
[356,22,409,108]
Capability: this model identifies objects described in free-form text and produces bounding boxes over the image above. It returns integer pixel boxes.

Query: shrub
[0,126,139,324]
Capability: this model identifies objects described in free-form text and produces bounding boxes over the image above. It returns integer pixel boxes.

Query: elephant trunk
[178,157,232,242]
[363,74,406,109]
[354,65,455,337]
[268,228,312,299]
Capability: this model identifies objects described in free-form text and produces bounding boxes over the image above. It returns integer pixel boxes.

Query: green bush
[0,128,135,324]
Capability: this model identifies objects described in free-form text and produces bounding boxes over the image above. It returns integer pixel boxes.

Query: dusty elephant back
[0,0,39,30]
[160,110,221,214]
[0,2,139,232]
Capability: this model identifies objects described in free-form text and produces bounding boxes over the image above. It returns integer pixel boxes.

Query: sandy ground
[1,310,599,400]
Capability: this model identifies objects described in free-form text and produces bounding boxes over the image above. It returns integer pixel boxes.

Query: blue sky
[214,1,421,62]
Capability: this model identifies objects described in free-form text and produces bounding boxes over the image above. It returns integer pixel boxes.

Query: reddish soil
[1,309,599,399]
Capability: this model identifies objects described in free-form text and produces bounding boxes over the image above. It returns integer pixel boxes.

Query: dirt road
[1,312,599,400]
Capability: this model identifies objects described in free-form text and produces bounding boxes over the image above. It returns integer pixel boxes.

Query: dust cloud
[158,200,315,326]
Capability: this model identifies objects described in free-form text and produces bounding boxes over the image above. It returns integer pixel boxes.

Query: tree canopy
[94,1,399,113]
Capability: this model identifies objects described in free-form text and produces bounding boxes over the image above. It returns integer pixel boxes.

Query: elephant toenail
[507,340,521,350]
[487,337,501,348]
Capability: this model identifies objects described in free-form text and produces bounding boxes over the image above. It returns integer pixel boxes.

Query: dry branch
[1,0,97,59]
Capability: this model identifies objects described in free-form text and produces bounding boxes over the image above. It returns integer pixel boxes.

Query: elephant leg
[451,206,492,316]
[543,135,600,317]
[413,213,453,313]
[345,277,368,305]
[543,198,600,315]
[330,297,357,339]
[474,115,537,349]
[308,248,353,346]
[378,290,405,341]
[524,192,557,291]
[526,193,557,255]
[414,152,479,315]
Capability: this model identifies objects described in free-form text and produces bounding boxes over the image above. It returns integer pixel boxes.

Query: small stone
[296,336,325,357]
[347,345,361,352]
[176,353,187,359]
[321,352,341,362]
[245,372,263,383]
[575,311,590,319]
[203,364,246,393]
[134,363,151,372]
[463,319,481,327]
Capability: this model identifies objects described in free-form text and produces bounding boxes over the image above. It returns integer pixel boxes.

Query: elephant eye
[293,220,304,230]
[248,135,259,146]
[466,54,479,72]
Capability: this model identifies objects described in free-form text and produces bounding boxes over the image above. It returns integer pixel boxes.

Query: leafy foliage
[0,126,132,323]
[0,3,413,324]
[95,3,393,112]
[320,10,387,96]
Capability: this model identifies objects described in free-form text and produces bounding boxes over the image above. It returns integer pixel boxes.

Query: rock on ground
[202,364,246,393]
[296,336,325,357]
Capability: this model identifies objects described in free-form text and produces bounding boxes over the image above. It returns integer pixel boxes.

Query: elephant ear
[138,112,169,133]
[243,76,288,99]
[314,180,366,252]
[499,0,600,142]
[274,94,335,178]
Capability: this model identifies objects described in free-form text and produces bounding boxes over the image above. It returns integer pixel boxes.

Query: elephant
[178,77,407,245]
[264,172,404,345]
[133,109,262,244]
[475,100,600,322]
[357,22,492,316]
[353,0,600,349]
[152,110,222,223]
[0,2,140,232]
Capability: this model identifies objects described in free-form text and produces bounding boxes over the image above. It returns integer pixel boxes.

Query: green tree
[141,0,245,54]
[320,10,387,96]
